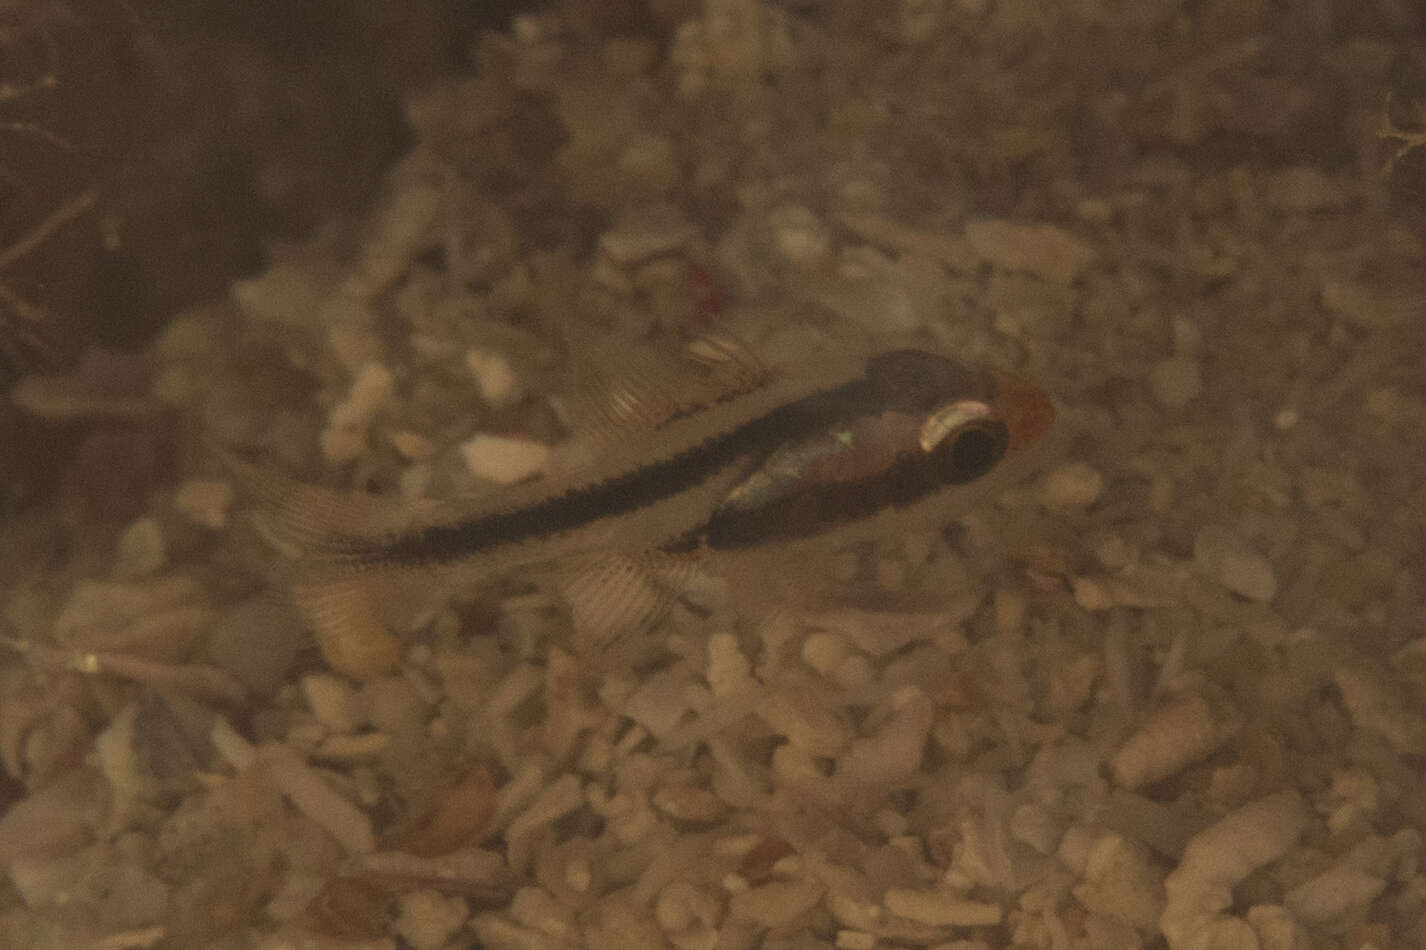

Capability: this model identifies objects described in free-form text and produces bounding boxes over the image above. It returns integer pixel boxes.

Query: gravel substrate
[3,3,1425,949]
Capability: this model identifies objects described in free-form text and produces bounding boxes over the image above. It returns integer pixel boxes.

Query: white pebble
[231,261,325,326]
[1009,802,1061,855]
[395,890,470,950]
[621,670,691,738]
[1333,666,1426,755]
[1111,693,1238,790]
[114,517,166,578]
[314,733,389,760]
[509,886,575,939]
[767,204,831,265]
[301,674,359,734]
[1282,865,1384,924]
[1217,548,1277,602]
[964,218,1098,284]
[882,888,1002,926]
[1072,834,1164,929]
[174,479,235,530]
[388,429,434,460]
[1148,356,1202,409]
[1039,462,1104,508]
[460,433,550,485]
[1193,526,1277,602]
[705,633,753,697]
[801,631,852,675]
[599,204,696,264]
[321,362,396,464]
[836,686,933,784]
[758,687,853,757]
[465,348,523,408]
[259,743,374,854]
[1246,905,1312,950]
[1161,792,1308,950]
[835,930,877,950]
[727,879,825,927]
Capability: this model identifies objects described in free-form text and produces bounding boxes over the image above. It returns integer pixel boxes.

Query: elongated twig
[1379,96,1426,179]
[0,188,97,270]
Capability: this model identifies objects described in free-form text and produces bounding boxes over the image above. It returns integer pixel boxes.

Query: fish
[225,332,1053,675]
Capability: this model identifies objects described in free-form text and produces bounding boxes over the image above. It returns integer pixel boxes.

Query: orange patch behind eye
[988,369,1054,450]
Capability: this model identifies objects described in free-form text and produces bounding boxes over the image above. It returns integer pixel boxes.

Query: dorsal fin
[562,332,776,447]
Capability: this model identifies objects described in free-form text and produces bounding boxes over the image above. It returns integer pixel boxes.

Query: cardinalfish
[227,333,1054,677]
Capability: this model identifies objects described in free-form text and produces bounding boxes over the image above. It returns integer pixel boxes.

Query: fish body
[232,335,1052,674]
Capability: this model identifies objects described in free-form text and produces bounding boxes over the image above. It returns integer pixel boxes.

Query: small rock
[1039,462,1104,508]
[1320,278,1418,329]
[394,890,470,950]
[232,261,327,326]
[964,219,1098,284]
[882,888,1002,926]
[56,576,212,656]
[801,632,852,675]
[204,596,307,694]
[1217,548,1278,602]
[1112,693,1239,790]
[114,517,166,578]
[464,349,522,407]
[321,362,396,464]
[599,204,697,265]
[1072,834,1164,930]
[652,782,729,824]
[459,434,550,485]
[1147,356,1202,410]
[622,670,692,738]
[758,686,853,757]
[301,674,359,734]
[509,886,576,940]
[836,686,933,784]
[706,632,753,697]
[1283,866,1384,925]
[314,733,390,761]
[1193,526,1277,602]
[388,430,435,461]
[767,204,831,266]
[174,479,235,530]
[260,743,375,854]
[728,879,825,927]
[1334,666,1426,755]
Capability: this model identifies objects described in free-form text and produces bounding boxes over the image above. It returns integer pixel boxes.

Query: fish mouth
[987,368,1054,450]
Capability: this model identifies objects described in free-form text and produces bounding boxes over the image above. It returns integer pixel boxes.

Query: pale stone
[174,479,235,530]
[301,674,359,734]
[394,890,470,950]
[460,434,550,485]
[465,348,523,407]
[882,888,1001,926]
[1039,462,1104,508]
[964,219,1098,284]
[114,517,166,578]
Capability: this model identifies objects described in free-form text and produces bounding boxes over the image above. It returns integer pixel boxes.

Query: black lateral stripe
[331,376,882,567]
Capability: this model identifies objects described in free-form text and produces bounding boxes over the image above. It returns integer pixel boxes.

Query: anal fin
[557,550,721,666]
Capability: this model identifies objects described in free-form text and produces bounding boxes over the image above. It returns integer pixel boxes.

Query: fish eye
[927,419,1008,483]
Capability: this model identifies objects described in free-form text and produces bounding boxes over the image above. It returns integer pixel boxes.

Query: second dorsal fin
[562,332,776,448]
